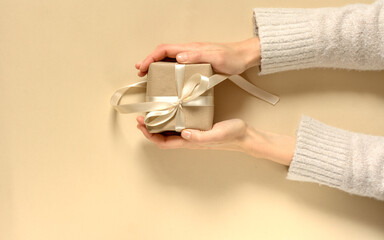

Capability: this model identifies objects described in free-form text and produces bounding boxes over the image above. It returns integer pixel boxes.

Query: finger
[137,122,165,144]
[139,43,205,73]
[176,51,220,65]
[136,115,145,124]
[135,61,143,70]
[181,128,223,143]
[161,135,188,149]
[139,55,156,73]
[135,62,147,77]
[136,116,188,149]
[138,71,147,77]
[136,116,162,142]
[138,125,189,149]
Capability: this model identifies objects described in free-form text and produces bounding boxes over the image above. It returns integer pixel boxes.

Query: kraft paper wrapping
[146,62,214,133]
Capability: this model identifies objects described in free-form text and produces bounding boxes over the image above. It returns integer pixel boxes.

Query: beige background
[1,0,384,239]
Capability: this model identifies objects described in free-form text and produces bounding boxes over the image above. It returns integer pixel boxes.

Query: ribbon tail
[180,73,279,106]
[228,75,279,105]
[110,80,179,114]
[114,101,174,114]
[144,107,178,127]
[110,80,147,108]
[175,106,185,132]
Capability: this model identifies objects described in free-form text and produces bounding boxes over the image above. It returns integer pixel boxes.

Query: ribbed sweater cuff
[287,116,352,190]
[253,8,318,75]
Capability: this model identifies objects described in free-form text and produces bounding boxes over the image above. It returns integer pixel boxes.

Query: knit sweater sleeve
[253,0,384,75]
[288,116,384,201]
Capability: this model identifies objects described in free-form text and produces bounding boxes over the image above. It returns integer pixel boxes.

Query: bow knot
[175,99,183,109]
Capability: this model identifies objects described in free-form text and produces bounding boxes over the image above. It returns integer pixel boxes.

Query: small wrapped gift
[111,62,279,133]
[145,62,214,133]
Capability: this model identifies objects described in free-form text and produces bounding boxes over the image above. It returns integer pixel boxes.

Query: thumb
[176,51,215,64]
[181,129,217,143]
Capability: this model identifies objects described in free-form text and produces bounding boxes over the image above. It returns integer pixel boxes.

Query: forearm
[240,126,296,166]
[236,37,261,70]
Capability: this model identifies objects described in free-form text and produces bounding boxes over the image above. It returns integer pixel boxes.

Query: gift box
[111,61,279,134]
[145,62,214,133]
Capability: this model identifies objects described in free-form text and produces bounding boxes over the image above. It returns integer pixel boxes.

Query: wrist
[240,126,295,166]
[238,37,261,70]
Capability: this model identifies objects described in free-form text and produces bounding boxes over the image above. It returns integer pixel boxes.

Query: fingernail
[177,53,188,62]
[182,130,191,139]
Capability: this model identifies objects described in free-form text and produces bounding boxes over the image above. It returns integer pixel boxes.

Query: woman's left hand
[136,116,296,166]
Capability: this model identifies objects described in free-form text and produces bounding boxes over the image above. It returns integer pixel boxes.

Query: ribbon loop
[111,64,280,132]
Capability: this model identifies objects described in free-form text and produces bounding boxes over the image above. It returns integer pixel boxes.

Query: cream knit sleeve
[253,0,384,75]
[288,116,384,201]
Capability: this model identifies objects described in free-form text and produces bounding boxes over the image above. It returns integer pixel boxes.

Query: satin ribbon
[111,64,279,132]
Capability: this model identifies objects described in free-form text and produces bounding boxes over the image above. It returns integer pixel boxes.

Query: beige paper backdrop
[1,0,384,239]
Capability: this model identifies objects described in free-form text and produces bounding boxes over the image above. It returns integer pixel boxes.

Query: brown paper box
[146,62,214,133]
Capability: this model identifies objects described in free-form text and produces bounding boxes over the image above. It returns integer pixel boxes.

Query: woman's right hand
[135,37,261,77]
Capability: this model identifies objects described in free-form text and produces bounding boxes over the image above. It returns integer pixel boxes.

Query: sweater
[253,0,384,200]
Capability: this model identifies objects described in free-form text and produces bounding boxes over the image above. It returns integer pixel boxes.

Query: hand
[136,116,296,166]
[135,37,261,77]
